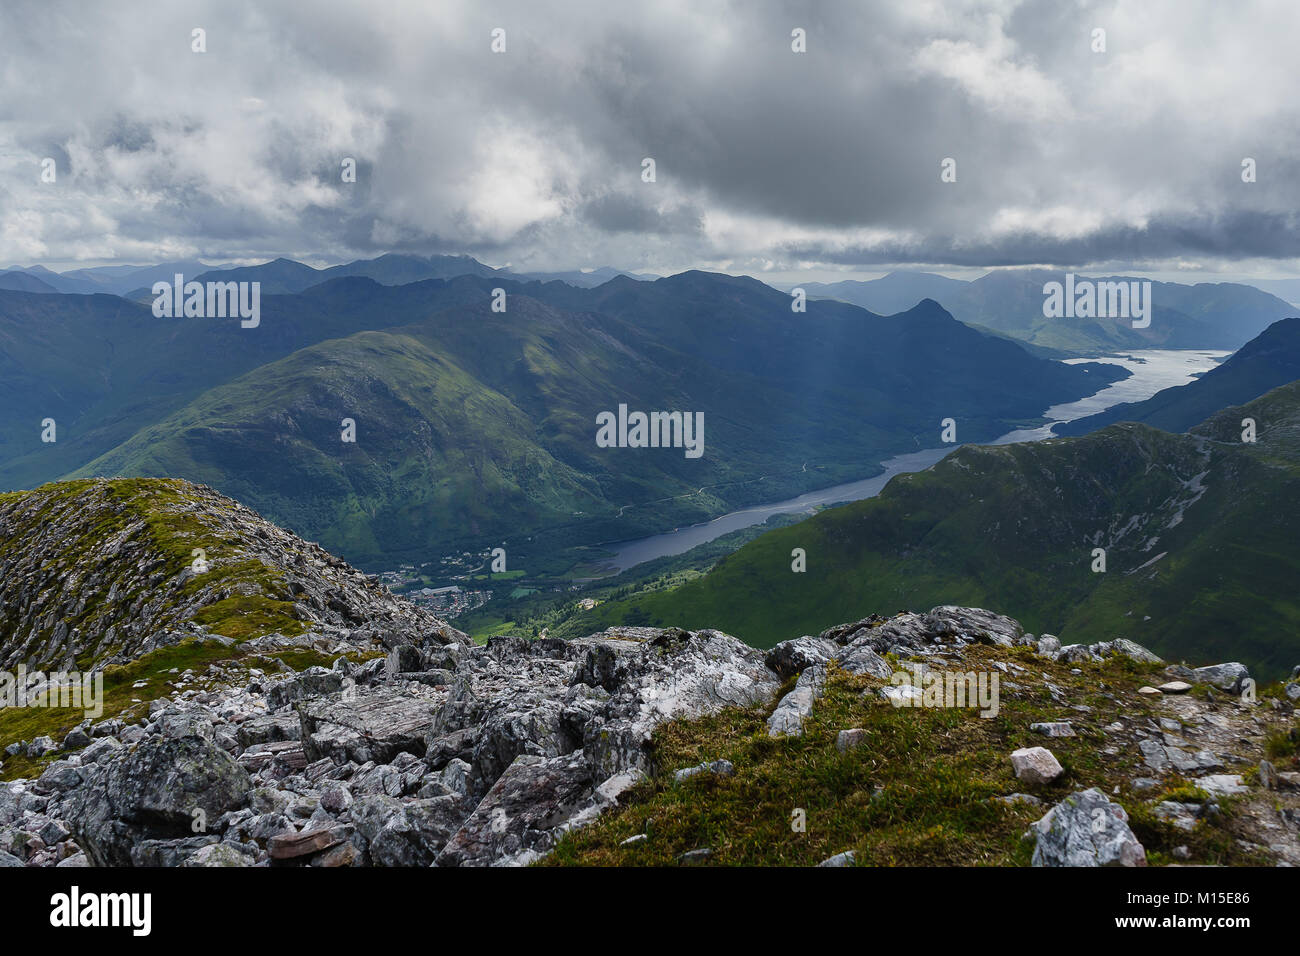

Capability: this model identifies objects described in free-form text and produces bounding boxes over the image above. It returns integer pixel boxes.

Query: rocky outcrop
[2,621,780,868]
[0,478,460,673]
[2,499,1296,872]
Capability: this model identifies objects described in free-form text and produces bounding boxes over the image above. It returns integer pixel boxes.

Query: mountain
[949,272,1294,353]
[0,478,454,674]
[0,479,1295,867]
[798,270,970,315]
[1056,317,1300,436]
[805,269,1296,354]
[0,286,425,492]
[0,271,57,293]
[1248,278,1300,307]
[53,274,1125,567]
[125,253,508,298]
[574,380,1300,679]
[513,266,657,287]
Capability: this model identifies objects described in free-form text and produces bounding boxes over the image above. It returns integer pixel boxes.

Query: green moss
[191,595,304,640]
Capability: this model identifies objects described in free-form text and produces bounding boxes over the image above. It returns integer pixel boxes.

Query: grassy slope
[546,648,1276,866]
[576,383,1300,680]
[0,478,387,780]
[67,284,1122,568]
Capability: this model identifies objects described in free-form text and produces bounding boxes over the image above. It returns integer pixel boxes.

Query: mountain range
[799,270,1296,353]
[0,269,1122,568]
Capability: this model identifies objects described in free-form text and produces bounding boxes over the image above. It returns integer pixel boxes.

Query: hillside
[0,478,456,674]
[1056,317,1300,436]
[45,274,1123,568]
[572,381,1300,680]
[0,481,1294,867]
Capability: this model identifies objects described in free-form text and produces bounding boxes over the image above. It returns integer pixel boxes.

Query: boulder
[764,636,840,679]
[353,794,465,866]
[1108,638,1163,665]
[1010,747,1064,785]
[266,666,344,711]
[297,686,440,765]
[767,664,827,738]
[836,643,893,679]
[66,733,251,867]
[1031,789,1146,867]
[1191,663,1250,695]
[436,751,612,867]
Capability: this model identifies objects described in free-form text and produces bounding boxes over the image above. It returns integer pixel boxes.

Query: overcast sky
[3,0,1299,281]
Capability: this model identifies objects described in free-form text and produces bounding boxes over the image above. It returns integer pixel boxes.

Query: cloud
[1,0,1299,276]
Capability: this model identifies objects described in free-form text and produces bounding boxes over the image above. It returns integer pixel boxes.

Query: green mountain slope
[1056,317,1300,436]
[52,274,1122,568]
[579,382,1300,679]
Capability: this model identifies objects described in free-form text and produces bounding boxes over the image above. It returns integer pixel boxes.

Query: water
[601,349,1227,573]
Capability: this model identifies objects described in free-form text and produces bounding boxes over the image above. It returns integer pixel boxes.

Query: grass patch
[543,647,1262,866]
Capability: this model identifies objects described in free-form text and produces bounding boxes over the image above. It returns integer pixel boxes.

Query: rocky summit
[1,479,1298,867]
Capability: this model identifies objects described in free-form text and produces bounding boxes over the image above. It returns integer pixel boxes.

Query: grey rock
[1191,663,1250,694]
[66,733,251,867]
[994,793,1043,807]
[297,686,440,765]
[436,751,606,867]
[836,728,867,752]
[354,794,466,866]
[816,850,856,867]
[236,713,301,749]
[182,842,254,867]
[1139,739,1172,772]
[836,642,892,679]
[1197,774,1248,797]
[266,666,344,711]
[1030,722,1076,738]
[1010,747,1064,785]
[1031,789,1146,867]
[38,819,71,846]
[767,664,827,738]
[576,627,780,778]
[26,736,56,758]
[764,636,840,679]
[1108,638,1163,665]
[131,836,220,867]
[36,761,84,792]
[1154,801,1204,831]
[673,759,735,783]
[61,728,92,751]
[1036,635,1062,657]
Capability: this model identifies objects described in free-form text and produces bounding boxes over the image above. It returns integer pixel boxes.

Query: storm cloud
[2,0,1298,277]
